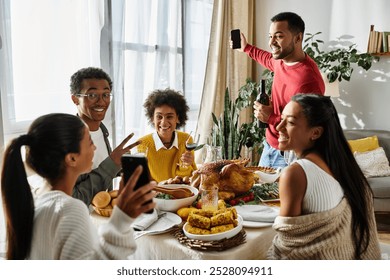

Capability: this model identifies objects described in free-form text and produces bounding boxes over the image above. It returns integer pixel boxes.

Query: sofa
[343,129,390,213]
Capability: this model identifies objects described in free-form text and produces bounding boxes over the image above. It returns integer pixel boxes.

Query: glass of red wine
[180,132,200,168]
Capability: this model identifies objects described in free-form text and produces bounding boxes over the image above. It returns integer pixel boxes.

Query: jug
[203,144,222,163]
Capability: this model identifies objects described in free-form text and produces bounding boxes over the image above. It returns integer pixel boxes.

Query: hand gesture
[110,133,140,166]
[116,165,156,219]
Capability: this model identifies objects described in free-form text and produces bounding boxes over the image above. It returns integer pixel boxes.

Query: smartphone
[231,29,241,49]
[121,154,153,213]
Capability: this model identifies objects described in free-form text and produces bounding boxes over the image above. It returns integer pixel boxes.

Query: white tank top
[296,159,344,214]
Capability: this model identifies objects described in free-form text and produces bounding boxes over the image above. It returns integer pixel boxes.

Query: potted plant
[263,32,378,88]
[208,78,265,164]
[304,32,377,83]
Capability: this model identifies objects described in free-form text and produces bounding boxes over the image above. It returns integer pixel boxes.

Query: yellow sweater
[137,131,197,182]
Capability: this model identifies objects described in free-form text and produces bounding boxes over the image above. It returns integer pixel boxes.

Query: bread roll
[92,191,111,208]
[109,190,118,198]
[110,197,118,207]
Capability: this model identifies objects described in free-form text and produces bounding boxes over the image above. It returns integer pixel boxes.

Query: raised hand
[110,132,141,166]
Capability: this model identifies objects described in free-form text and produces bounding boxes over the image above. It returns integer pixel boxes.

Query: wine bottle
[257,79,269,128]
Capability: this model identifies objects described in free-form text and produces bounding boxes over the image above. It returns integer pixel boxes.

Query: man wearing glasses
[70,67,139,205]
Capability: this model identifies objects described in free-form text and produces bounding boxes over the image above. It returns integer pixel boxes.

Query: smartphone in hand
[231,29,241,49]
[121,154,153,213]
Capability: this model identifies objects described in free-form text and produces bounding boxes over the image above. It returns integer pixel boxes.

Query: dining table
[90,209,277,260]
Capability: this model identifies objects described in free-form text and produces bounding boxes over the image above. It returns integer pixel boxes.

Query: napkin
[235,205,279,223]
[131,209,159,231]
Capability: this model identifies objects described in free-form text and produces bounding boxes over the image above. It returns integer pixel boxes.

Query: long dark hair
[292,94,373,259]
[1,113,85,259]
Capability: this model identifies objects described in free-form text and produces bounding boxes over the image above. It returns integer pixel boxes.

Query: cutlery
[133,211,167,240]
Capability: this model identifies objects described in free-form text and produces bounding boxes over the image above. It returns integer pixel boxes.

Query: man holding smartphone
[231,12,325,168]
[70,67,140,205]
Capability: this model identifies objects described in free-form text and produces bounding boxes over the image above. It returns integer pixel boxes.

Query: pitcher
[203,144,222,163]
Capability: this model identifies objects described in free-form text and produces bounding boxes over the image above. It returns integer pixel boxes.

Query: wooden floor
[376,213,390,244]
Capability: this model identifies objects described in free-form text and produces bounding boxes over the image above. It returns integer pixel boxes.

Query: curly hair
[70,67,113,95]
[143,89,189,129]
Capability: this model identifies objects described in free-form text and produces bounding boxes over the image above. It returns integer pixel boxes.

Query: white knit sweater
[28,190,137,259]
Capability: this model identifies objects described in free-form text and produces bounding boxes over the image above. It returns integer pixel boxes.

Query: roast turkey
[192,159,255,200]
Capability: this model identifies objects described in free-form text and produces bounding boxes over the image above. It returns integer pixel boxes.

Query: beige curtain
[195,0,256,163]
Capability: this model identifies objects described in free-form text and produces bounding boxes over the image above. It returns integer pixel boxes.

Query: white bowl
[183,215,243,241]
[154,184,199,212]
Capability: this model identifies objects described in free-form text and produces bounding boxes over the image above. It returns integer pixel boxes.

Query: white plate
[183,215,243,241]
[235,204,279,224]
[242,220,273,228]
[133,212,182,239]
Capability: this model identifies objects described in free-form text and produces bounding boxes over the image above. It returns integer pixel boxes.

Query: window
[0,0,213,146]
[110,0,212,144]
[0,0,105,143]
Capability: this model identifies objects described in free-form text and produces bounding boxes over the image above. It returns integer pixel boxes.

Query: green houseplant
[209,78,265,162]
[263,32,377,88]
[304,32,377,83]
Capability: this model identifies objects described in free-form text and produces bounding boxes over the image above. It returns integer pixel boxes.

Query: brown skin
[71,78,140,167]
[230,21,306,124]
[53,125,156,218]
[275,101,332,217]
[71,79,111,131]
[153,105,194,166]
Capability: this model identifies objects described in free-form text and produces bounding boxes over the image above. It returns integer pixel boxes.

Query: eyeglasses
[76,93,112,102]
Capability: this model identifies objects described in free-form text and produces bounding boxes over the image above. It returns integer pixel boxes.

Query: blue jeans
[259,140,288,168]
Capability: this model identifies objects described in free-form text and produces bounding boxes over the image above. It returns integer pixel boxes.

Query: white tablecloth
[90,211,276,260]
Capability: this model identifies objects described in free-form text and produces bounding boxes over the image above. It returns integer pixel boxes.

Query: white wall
[254,0,390,130]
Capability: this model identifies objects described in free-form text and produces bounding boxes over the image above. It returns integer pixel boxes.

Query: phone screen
[231,29,241,49]
[121,154,153,213]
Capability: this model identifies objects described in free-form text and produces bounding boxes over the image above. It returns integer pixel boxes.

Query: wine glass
[185,133,200,151]
[180,132,200,168]
[283,150,296,166]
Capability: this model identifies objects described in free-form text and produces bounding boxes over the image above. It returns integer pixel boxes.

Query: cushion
[354,147,390,178]
[348,135,379,153]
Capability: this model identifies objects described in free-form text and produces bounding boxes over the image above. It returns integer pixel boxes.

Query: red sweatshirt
[244,44,325,149]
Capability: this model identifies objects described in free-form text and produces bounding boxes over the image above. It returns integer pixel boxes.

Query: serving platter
[183,215,243,241]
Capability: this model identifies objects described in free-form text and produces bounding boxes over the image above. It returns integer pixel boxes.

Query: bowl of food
[253,166,282,183]
[91,190,118,217]
[183,213,243,241]
[154,184,199,212]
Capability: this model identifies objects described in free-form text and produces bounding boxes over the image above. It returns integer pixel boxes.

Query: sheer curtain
[111,0,212,145]
[0,0,105,257]
[0,0,105,143]
[195,0,255,161]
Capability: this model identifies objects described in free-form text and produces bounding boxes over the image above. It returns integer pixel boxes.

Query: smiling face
[268,21,301,62]
[276,101,321,157]
[71,79,111,131]
[153,105,179,142]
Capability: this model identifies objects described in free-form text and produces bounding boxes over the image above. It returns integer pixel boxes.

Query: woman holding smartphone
[1,113,156,259]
